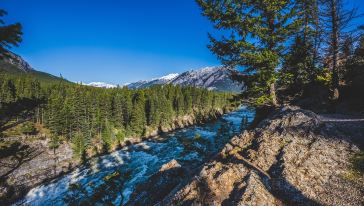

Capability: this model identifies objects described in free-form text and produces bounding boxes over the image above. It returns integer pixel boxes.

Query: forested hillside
[0,74,236,159]
[0,56,67,84]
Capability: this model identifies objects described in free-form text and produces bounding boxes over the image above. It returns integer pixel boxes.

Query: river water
[15,106,255,206]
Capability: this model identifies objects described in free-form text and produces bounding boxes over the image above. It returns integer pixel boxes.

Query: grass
[343,150,364,183]
[351,151,364,175]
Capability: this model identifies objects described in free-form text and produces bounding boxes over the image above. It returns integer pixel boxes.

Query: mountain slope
[127,67,243,92]
[0,51,66,84]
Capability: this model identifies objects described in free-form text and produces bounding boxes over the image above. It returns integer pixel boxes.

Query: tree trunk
[312,0,321,80]
[270,82,278,107]
[331,0,340,100]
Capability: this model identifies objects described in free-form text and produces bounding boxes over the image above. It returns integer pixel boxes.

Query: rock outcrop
[0,137,75,205]
[2,51,33,72]
[128,107,364,206]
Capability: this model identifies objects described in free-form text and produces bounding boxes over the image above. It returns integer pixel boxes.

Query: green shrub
[20,122,37,135]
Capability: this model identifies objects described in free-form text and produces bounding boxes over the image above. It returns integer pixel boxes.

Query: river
[15,106,255,206]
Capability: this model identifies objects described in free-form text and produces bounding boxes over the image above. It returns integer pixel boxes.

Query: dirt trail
[319,114,364,122]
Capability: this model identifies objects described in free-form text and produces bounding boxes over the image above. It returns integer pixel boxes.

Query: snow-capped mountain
[127,66,243,92]
[158,73,179,81]
[127,73,179,89]
[86,82,117,88]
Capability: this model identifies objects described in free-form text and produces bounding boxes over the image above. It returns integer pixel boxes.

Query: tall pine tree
[0,9,22,58]
[196,0,301,107]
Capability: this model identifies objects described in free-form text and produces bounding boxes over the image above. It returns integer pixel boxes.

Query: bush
[20,122,37,135]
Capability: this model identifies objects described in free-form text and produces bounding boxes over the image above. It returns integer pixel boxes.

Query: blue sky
[1,0,363,84]
[1,0,220,84]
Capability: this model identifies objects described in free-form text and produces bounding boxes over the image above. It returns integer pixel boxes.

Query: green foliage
[280,36,316,91]
[0,9,22,57]
[0,75,236,158]
[20,122,37,135]
[315,68,332,87]
[49,134,60,151]
[71,132,87,161]
[351,151,364,175]
[344,150,364,183]
[197,0,302,106]
[115,128,125,143]
[344,36,364,96]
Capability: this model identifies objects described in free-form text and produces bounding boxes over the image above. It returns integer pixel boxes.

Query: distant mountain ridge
[0,51,243,92]
[127,67,243,92]
[2,51,34,72]
[0,51,66,83]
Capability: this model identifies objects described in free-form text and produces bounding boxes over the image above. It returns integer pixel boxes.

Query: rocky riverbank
[0,107,232,205]
[127,106,364,206]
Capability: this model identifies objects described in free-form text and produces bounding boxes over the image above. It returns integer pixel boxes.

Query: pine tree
[0,9,22,57]
[196,0,301,107]
[130,90,146,136]
[71,131,87,162]
[320,0,358,100]
[344,34,364,97]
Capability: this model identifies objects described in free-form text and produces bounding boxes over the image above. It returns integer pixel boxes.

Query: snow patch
[86,82,117,88]
[158,73,179,81]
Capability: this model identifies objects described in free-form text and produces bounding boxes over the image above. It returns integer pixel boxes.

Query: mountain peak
[86,82,117,88]
[2,51,34,72]
[127,66,243,92]
[157,73,179,81]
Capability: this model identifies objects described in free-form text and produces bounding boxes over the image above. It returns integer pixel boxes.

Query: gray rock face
[127,67,243,92]
[2,51,33,72]
[0,136,74,205]
[128,107,364,206]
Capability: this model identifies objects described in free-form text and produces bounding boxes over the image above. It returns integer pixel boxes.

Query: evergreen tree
[71,131,87,162]
[280,36,315,92]
[129,91,146,136]
[320,0,358,99]
[0,74,236,157]
[0,9,22,57]
[196,0,301,107]
[344,35,364,98]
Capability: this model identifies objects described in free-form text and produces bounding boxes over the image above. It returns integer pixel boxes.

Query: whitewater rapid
[15,106,255,206]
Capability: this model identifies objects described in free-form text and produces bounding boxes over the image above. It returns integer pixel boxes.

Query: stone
[159,159,181,172]
[127,106,364,206]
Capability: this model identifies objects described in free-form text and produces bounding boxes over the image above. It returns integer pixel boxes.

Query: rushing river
[15,106,255,206]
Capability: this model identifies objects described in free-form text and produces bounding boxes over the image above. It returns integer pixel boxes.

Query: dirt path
[319,113,364,149]
[319,114,364,122]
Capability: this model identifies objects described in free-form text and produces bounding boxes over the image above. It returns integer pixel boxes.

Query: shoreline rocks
[127,106,364,206]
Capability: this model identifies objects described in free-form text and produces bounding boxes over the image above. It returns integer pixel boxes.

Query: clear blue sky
[1,0,220,84]
[1,0,363,84]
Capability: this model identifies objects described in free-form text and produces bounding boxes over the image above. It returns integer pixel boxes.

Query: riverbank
[127,106,364,205]
[0,106,238,205]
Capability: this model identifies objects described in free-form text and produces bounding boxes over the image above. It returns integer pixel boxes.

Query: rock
[160,159,181,172]
[127,160,186,206]
[129,106,363,206]
[0,137,74,205]
[3,51,34,72]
